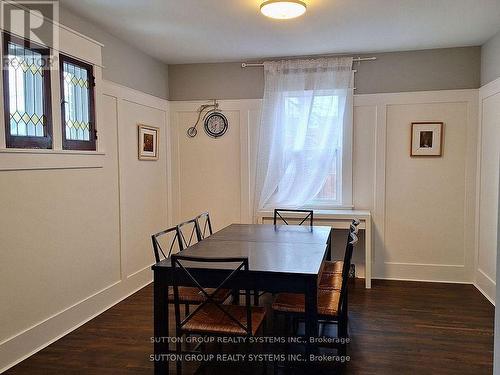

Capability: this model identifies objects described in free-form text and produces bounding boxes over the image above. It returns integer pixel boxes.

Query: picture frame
[410,122,444,157]
[138,124,159,160]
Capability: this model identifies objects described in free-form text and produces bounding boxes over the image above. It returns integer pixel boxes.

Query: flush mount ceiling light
[260,0,307,20]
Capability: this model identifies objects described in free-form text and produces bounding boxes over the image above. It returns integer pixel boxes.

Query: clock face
[204,112,228,138]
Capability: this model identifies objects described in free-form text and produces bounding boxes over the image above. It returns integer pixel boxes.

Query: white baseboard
[373,262,468,284]
[0,266,153,373]
[474,282,496,306]
[474,268,496,305]
[373,276,474,285]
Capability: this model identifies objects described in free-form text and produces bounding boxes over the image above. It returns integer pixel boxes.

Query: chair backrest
[346,219,360,244]
[340,220,359,266]
[273,209,314,227]
[151,226,182,263]
[171,255,252,336]
[338,232,358,312]
[177,218,202,249]
[196,212,213,239]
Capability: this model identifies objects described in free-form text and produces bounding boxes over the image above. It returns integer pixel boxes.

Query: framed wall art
[410,122,444,157]
[138,124,159,160]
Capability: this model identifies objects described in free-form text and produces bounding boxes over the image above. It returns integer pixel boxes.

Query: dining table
[152,223,333,374]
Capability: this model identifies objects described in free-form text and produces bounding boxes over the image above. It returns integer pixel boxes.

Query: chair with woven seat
[273,208,314,227]
[177,218,203,249]
[151,226,230,315]
[171,254,267,374]
[195,212,213,240]
[319,272,344,290]
[315,223,359,354]
[321,219,360,276]
[272,232,358,357]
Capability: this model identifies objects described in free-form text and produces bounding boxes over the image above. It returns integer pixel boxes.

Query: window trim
[2,32,53,149]
[306,88,354,209]
[59,54,96,151]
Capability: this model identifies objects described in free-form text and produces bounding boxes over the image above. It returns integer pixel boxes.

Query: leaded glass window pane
[6,40,46,138]
[62,60,92,142]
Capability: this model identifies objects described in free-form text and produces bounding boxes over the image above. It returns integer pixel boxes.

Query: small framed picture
[411,122,444,157]
[138,124,159,160]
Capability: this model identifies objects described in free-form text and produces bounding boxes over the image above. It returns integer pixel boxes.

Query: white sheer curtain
[253,57,353,213]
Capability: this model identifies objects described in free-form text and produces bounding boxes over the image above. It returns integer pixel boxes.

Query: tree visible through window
[3,33,52,149]
[60,55,96,150]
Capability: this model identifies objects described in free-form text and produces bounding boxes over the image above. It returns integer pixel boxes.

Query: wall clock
[204,112,228,138]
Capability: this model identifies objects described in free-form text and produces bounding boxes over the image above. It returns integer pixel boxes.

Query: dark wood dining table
[152,223,332,374]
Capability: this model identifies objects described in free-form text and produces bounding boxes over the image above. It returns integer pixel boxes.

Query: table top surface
[206,223,332,244]
[153,224,331,276]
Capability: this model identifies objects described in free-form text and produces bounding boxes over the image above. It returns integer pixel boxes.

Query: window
[3,33,52,149]
[281,91,351,207]
[60,54,96,150]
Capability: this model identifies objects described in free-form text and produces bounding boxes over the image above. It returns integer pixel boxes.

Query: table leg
[327,228,333,261]
[154,271,169,375]
[304,277,319,361]
[365,218,372,289]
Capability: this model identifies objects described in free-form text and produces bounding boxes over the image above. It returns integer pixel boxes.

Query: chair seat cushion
[182,303,266,336]
[168,287,231,303]
[322,260,343,274]
[319,273,343,290]
[272,290,340,317]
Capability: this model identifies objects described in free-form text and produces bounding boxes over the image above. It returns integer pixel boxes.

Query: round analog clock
[204,112,228,138]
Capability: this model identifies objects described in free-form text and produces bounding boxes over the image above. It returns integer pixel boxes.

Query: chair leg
[284,314,290,372]
[176,338,182,375]
[261,320,268,375]
[345,293,349,334]
[254,289,260,306]
[338,312,348,357]
[232,289,240,305]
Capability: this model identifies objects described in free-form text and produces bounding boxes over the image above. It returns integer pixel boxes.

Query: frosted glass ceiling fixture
[260,0,307,20]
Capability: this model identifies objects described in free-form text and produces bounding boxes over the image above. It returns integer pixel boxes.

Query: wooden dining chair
[319,221,359,290]
[177,218,202,249]
[273,208,314,227]
[151,226,182,263]
[151,226,230,316]
[272,232,358,357]
[322,219,360,275]
[195,212,213,239]
[171,254,267,374]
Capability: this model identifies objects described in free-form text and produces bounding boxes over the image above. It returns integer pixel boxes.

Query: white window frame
[0,5,105,171]
[306,84,354,210]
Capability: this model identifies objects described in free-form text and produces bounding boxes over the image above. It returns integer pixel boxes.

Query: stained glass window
[60,55,96,150]
[3,33,52,148]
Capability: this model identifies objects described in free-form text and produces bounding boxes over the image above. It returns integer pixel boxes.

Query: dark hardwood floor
[5,279,494,375]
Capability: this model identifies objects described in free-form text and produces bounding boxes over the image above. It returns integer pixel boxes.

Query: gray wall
[169,47,480,101]
[60,7,169,100]
[481,30,500,86]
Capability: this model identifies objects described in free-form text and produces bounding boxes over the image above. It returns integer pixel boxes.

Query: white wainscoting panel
[356,90,478,283]
[170,90,479,285]
[0,81,170,372]
[170,100,262,229]
[475,77,500,303]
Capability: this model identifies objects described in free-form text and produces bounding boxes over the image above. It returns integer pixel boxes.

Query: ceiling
[60,0,500,64]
